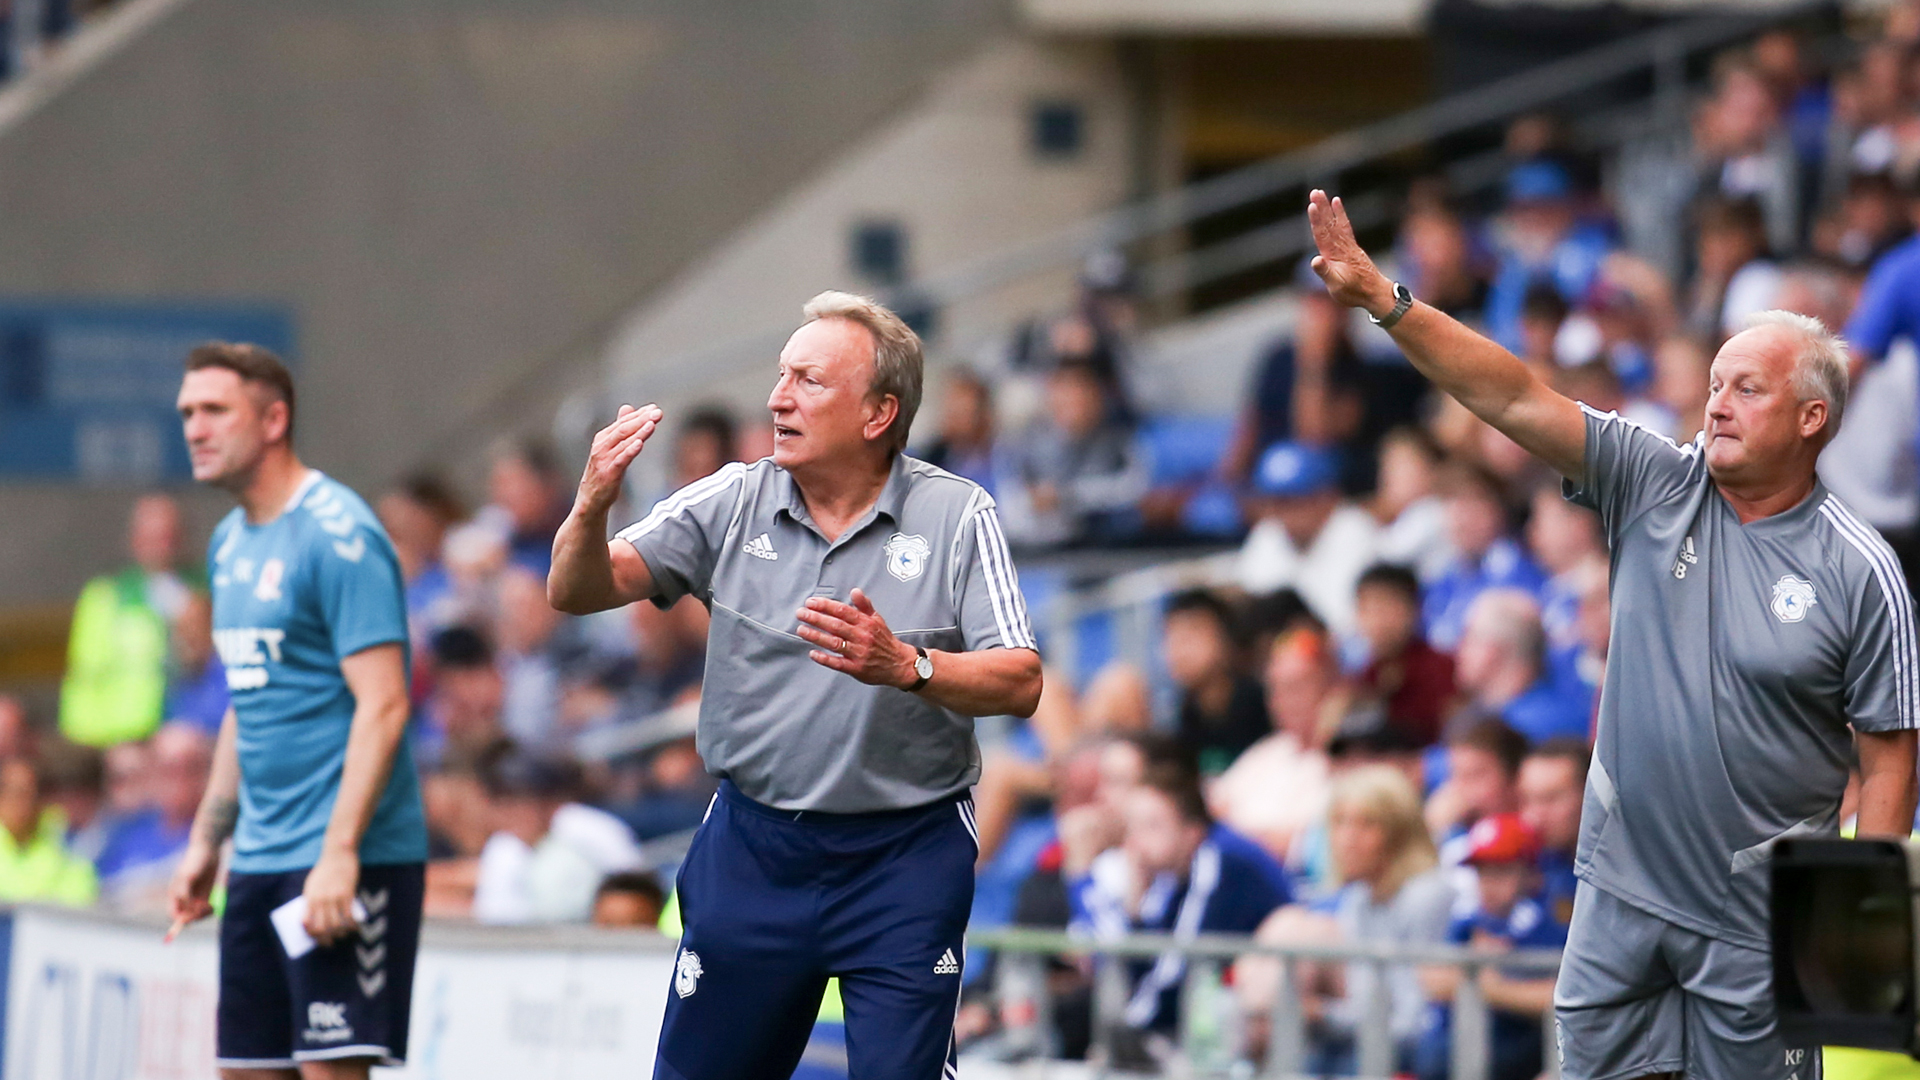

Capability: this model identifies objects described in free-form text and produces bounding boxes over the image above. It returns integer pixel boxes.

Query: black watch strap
[906,646,932,692]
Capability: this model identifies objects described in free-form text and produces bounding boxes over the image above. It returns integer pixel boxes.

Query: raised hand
[577,403,663,515]
[1306,189,1394,317]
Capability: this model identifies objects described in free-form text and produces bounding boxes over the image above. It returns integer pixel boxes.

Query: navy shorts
[216,862,424,1069]
[655,781,977,1080]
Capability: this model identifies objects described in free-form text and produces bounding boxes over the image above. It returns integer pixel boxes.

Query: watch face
[915,654,934,679]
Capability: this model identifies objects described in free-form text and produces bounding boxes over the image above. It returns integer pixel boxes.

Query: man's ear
[864,394,900,444]
[262,398,291,445]
[1801,398,1829,441]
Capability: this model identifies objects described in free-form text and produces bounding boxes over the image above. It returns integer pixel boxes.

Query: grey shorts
[1554,881,1819,1080]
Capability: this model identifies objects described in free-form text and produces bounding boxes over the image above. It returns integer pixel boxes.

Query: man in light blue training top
[166,342,428,1080]
[1310,189,1918,1080]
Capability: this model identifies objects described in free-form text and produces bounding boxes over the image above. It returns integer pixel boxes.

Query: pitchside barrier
[0,905,1560,1080]
[0,905,676,1080]
[967,927,1564,1080]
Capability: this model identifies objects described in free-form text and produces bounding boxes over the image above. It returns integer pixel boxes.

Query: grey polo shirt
[1568,405,1919,949]
[616,453,1038,813]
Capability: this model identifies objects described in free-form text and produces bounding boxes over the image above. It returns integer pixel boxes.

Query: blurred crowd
[17,9,1920,1078]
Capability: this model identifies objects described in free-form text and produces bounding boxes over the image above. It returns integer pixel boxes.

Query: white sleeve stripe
[986,509,1037,649]
[972,508,1022,649]
[1833,501,1920,726]
[1824,501,1920,725]
[1820,500,1920,728]
[615,462,749,545]
[985,511,1037,647]
[1824,503,1917,727]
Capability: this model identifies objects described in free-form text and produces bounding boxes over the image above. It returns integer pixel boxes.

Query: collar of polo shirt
[775,453,916,538]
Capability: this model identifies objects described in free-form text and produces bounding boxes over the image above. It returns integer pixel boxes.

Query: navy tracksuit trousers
[654,781,978,1080]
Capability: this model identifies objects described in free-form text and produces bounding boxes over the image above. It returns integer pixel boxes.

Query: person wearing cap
[1483,159,1613,356]
[1414,812,1568,1080]
[548,291,1043,1080]
[1236,440,1379,633]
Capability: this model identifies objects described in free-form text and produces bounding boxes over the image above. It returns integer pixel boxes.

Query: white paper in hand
[270,895,369,959]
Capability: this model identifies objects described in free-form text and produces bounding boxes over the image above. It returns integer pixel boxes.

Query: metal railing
[971,927,1563,1080]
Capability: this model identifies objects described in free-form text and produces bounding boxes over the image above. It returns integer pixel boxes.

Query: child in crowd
[1415,813,1566,1080]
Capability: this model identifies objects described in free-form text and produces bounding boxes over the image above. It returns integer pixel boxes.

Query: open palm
[1306,189,1389,313]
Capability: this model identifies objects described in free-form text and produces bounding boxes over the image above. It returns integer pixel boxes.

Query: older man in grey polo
[1308,189,1917,1080]
[549,291,1043,1080]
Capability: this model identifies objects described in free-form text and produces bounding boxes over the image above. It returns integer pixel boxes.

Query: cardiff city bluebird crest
[884,533,931,582]
[675,948,703,998]
[1770,575,1816,624]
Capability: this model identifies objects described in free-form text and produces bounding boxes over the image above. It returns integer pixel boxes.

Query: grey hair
[801,290,924,456]
[1465,587,1546,672]
[1744,309,1849,440]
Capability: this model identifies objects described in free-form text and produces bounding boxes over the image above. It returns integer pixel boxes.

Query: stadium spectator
[1482,159,1612,355]
[1069,759,1291,1061]
[0,756,97,906]
[612,729,718,843]
[1222,282,1368,491]
[625,594,707,719]
[163,591,227,737]
[1241,764,1454,1075]
[1427,717,1528,868]
[494,565,567,749]
[38,738,110,866]
[487,438,569,574]
[671,403,741,487]
[592,869,667,929]
[1648,334,1715,443]
[423,626,507,767]
[1526,486,1605,657]
[471,750,646,925]
[1163,589,1269,777]
[917,369,999,493]
[60,494,194,748]
[1685,197,1781,341]
[1351,564,1457,747]
[377,472,466,647]
[1210,623,1340,862]
[1421,463,1544,651]
[998,357,1148,547]
[1449,589,1589,746]
[1815,172,1910,269]
[1237,441,1379,632]
[420,740,500,917]
[1370,427,1452,581]
[1702,59,1804,259]
[1517,737,1588,925]
[1414,813,1566,1080]
[102,739,150,822]
[96,722,211,913]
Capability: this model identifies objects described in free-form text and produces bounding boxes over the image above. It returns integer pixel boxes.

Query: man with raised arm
[548,291,1043,1080]
[1309,190,1916,1080]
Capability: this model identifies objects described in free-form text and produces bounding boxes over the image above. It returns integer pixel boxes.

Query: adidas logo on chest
[742,533,778,560]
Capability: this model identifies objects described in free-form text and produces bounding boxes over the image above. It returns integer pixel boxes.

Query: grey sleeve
[1839,536,1920,733]
[1561,405,1702,543]
[614,463,748,607]
[952,492,1038,652]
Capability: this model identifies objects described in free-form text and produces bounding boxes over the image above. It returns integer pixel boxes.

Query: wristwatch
[1369,281,1414,329]
[906,646,934,692]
